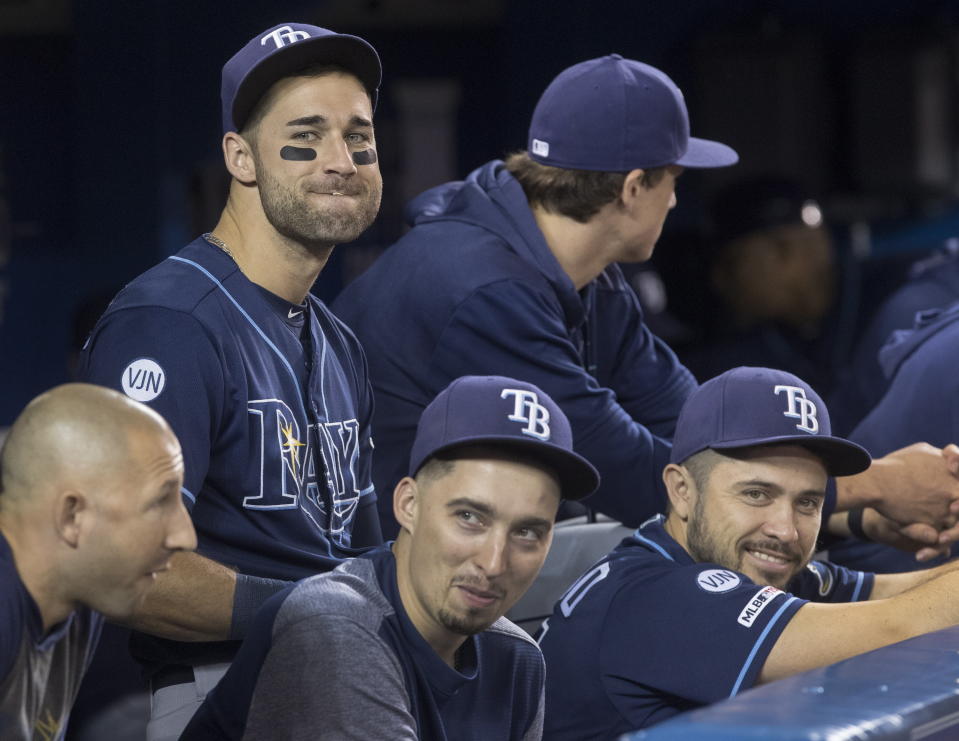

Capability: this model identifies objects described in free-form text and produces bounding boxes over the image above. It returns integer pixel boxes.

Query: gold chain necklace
[203,232,236,261]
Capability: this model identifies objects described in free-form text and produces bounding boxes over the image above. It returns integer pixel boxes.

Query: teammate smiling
[539,367,959,739]
[0,384,195,739]
[182,376,599,741]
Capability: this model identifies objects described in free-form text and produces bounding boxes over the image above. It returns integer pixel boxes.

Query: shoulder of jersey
[106,255,223,317]
[486,616,541,648]
[276,558,389,630]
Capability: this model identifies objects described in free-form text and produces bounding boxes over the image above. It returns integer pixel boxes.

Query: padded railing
[624,625,959,740]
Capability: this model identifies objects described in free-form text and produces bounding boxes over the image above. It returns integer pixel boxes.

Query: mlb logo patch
[737,585,782,627]
[531,138,550,157]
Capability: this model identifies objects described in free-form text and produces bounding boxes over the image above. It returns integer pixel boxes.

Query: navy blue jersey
[181,544,545,741]
[538,515,873,740]
[0,532,103,739]
[78,238,380,668]
[333,160,696,536]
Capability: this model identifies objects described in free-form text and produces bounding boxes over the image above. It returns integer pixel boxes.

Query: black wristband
[847,507,871,542]
[230,574,292,640]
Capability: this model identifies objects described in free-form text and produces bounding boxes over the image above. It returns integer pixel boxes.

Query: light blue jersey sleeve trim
[850,570,865,602]
[730,596,800,696]
[181,486,197,509]
[632,532,675,562]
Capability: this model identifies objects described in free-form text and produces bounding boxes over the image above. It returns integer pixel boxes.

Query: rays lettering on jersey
[244,398,360,543]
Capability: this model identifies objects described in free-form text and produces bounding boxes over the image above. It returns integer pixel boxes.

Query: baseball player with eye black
[79,22,384,741]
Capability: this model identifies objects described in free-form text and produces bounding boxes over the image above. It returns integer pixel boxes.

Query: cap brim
[674,137,739,169]
[417,435,600,501]
[232,34,381,131]
[712,435,872,477]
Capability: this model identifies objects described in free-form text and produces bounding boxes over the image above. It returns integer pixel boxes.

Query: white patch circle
[696,568,741,593]
[121,358,166,402]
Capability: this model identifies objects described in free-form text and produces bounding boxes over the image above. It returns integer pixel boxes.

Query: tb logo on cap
[501,389,551,441]
[261,26,311,49]
[774,385,819,434]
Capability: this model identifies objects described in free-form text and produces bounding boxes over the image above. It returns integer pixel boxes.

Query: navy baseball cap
[409,376,600,500]
[222,22,381,133]
[528,54,738,172]
[670,367,870,477]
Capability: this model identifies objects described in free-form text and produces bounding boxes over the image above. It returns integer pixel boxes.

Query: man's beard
[256,158,382,248]
[685,494,732,570]
[438,606,494,637]
[685,495,807,589]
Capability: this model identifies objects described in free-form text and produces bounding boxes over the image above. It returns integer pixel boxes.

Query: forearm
[834,470,883,512]
[826,509,855,537]
[869,557,959,600]
[829,505,951,562]
[761,568,959,683]
[352,495,384,547]
[118,551,238,641]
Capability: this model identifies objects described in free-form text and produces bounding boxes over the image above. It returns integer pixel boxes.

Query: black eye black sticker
[280,146,317,161]
[352,149,377,166]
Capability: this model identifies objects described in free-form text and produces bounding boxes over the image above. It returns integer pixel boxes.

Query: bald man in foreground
[0,384,197,739]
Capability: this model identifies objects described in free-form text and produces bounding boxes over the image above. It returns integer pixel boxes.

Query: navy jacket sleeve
[429,280,681,526]
[590,275,696,440]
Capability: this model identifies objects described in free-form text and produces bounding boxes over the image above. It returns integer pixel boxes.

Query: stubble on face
[685,492,734,571]
[254,147,383,250]
[437,604,491,637]
[684,487,809,590]
[404,455,559,643]
[436,572,509,636]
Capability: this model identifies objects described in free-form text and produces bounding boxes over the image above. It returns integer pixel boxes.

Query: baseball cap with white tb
[528,54,738,172]
[669,366,871,477]
[409,375,600,500]
[221,22,382,134]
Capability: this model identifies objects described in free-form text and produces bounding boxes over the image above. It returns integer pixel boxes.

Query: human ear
[663,464,694,521]
[393,477,419,535]
[222,132,257,185]
[620,169,647,207]
[54,491,88,548]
